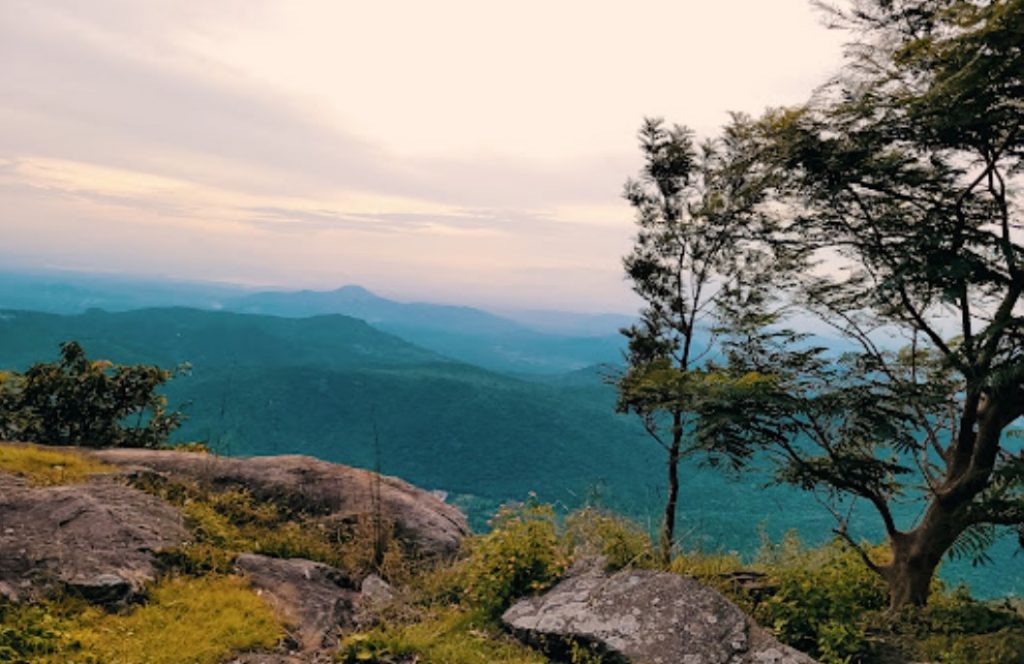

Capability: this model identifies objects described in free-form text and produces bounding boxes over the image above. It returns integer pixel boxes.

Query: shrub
[458,499,569,615]
[895,588,1024,664]
[0,443,115,486]
[563,507,654,571]
[750,534,888,664]
[0,341,185,448]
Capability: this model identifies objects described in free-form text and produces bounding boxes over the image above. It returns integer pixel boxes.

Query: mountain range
[0,272,629,374]
[0,273,1017,598]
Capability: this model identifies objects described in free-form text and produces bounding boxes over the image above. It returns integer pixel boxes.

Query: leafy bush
[748,534,888,664]
[893,588,1024,664]
[0,341,185,448]
[0,443,115,486]
[563,507,654,571]
[457,499,569,615]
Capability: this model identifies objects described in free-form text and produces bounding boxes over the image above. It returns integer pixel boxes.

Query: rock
[93,449,469,557]
[0,476,187,604]
[360,573,394,604]
[502,568,818,664]
[235,553,357,653]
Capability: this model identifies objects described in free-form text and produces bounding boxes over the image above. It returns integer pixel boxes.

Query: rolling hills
[0,306,1018,598]
[0,307,656,524]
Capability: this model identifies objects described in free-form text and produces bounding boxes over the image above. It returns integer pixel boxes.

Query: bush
[0,341,185,448]
[457,499,569,615]
[563,507,654,571]
[749,534,888,664]
[894,588,1024,664]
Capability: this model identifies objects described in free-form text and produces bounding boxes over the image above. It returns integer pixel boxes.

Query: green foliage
[458,500,569,616]
[0,341,185,448]
[889,587,1024,664]
[0,576,281,663]
[563,507,654,571]
[0,443,115,486]
[67,575,282,664]
[136,474,411,581]
[657,0,1024,608]
[0,601,70,662]
[750,535,888,664]
[337,607,546,664]
[617,115,769,561]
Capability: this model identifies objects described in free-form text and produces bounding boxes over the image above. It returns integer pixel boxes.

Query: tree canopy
[642,0,1024,607]
[0,341,185,448]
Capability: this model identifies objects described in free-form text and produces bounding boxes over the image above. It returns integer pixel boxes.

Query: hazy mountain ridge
[0,307,658,523]
[0,273,630,374]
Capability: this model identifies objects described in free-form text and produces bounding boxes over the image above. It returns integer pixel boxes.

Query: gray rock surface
[360,573,395,605]
[503,568,818,664]
[235,553,357,654]
[93,449,469,556]
[0,474,187,603]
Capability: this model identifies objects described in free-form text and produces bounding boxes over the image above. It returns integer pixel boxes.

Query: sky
[0,1,846,313]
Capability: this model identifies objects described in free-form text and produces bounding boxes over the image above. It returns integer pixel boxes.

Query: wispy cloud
[0,0,844,311]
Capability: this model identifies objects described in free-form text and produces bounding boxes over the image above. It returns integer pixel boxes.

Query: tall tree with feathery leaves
[691,0,1024,607]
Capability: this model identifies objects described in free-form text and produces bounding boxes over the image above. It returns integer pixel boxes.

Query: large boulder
[0,474,187,603]
[234,553,357,654]
[93,449,469,557]
[502,567,818,664]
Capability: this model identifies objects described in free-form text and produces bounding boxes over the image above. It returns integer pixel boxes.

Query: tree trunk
[883,511,960,609]
[660,413,683,565]
[884,545,940,608]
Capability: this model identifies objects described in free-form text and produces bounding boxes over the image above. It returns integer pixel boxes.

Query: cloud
[0,0,843,311]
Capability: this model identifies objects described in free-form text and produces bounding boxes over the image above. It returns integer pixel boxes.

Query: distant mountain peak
[331,285,380,301]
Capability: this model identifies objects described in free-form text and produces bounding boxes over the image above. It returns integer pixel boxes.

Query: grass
[65,575,282,664]
[0,443,115,486]
[2,576,283,663]
[337,607,547,664]
[132,473,414,582]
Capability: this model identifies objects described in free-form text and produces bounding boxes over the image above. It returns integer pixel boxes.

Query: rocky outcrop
[503,567,818,664]
[234,554,357,654]
[0,474,187,604]
[93,449,469,557]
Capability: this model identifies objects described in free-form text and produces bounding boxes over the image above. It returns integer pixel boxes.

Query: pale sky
[0,0,845,312]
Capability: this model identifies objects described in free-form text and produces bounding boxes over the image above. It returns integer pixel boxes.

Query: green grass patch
[0,443,115,486]
[1,576,282,663]
[338,607,546,664]
[70,575,281,663]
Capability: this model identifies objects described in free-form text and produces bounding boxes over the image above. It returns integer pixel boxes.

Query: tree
[693,0,1024,607]
[617,118,770,562]
[0,341,186,448]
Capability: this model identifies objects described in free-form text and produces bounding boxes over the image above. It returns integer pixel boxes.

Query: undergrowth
[131,473,412,582]
[0,575,282,663]
[3,473,1022,664]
